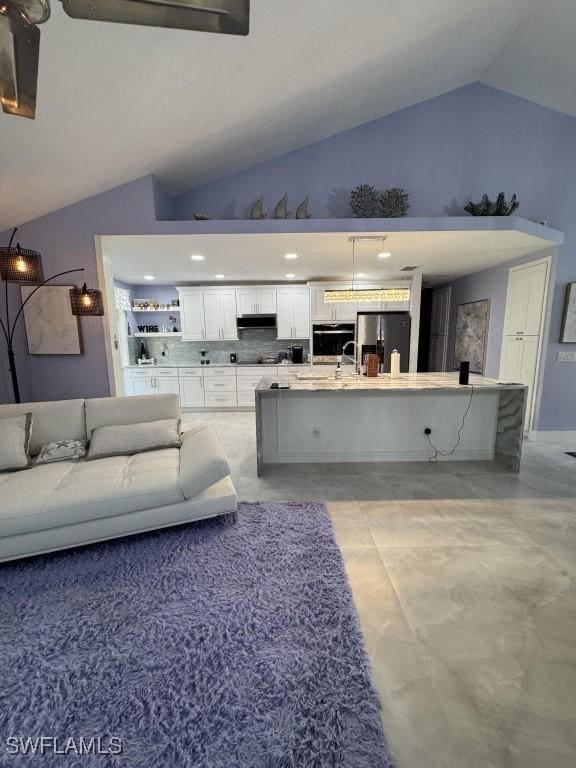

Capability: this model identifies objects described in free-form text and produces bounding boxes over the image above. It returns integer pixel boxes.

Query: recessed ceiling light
[285,273,295,279]
[285,253,299,260]
[214,273,225,279]
[377,252,391,259]
[190,254,205,261]
[144,275,155,281]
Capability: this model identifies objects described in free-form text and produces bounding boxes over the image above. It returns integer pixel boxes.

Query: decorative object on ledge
[349,184,380,217]
[378,187,410,218]
[453,299,490,374]
[295,195,311,219]
[560,282,576,342]
[250,195,267,219]
[464,192,519,216]
[0,227,104,403]
[273,194,290,219]
[193,213,210,221]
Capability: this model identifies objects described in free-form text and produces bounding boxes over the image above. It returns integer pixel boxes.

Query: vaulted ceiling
[1,0,575,231]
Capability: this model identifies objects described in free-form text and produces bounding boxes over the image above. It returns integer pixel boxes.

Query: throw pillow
[87,418,181,461]
[0,413,33,471]
[36,439,87,464]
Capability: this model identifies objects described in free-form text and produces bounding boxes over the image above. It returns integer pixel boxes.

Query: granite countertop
[256,372,527,393]
[123,363,310,369]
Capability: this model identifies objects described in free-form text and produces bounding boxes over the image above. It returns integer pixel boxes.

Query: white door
[236,289,257,315]
[203,290,222,340]
[179,291,205,340]
[428,287,451,371]
[257,289,276,314]
[276,288,294,339]
[180,378,204,408]
[132,377,155,396]
[156,377,180,396]
[519,336,540,429]
[292,288,310,338]
[503,261,548,336]
[220,289,238,340]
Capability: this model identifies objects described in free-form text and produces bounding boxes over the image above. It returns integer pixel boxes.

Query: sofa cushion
[85,394,180,438]
[179,424,232,499]
[87,419,181,460]
[36,439,87,465]
[0,400,86,455]
[0,413,33,471]
[0,449,184,537]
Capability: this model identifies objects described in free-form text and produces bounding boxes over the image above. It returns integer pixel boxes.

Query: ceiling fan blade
[0,5,41,118]
[60,0,249,35]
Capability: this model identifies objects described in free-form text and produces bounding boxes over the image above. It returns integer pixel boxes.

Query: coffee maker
[290,346,304,364]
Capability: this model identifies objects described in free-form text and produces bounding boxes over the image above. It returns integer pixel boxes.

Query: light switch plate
[557,350,576,362]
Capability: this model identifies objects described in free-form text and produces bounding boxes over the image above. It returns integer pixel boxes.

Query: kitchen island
[255,373,527,474]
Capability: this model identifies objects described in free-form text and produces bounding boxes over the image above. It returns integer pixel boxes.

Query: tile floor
[183,412,576,768]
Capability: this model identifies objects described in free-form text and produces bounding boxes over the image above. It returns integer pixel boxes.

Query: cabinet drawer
[203,367,236,378]
[277,365,309,378]
[204,378,236,393]
[237,390,256,407]
[238,366,273,375]
[179,368,203,378]
[237,375,267,389]
[204,392,237,408]
[155,369,178,377]
[127,369,154,378]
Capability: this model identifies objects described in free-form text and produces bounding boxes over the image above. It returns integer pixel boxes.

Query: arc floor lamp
[0,227,104,404]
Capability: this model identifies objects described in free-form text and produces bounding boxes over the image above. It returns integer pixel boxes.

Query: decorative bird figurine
[250,196,267,219]
[274,194,290,219]
[295,195,311,219]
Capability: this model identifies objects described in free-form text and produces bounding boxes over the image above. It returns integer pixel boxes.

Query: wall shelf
[133,332,182,338]
[131,308,180,313]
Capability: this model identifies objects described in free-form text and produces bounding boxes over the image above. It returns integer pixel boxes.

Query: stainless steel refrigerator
[356,312,411,373]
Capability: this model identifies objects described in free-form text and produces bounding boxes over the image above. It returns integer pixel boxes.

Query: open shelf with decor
[133,332,182,338]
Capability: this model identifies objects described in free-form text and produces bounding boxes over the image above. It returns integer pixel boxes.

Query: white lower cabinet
[179,369,204,408]
[124,365,311,409]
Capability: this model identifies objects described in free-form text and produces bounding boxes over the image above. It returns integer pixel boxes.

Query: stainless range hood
[236,314,277,329]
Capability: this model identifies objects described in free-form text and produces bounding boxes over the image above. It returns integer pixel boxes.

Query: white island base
[256,374,527,474]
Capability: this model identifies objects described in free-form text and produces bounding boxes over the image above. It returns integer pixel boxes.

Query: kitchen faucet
[340,340,361,374]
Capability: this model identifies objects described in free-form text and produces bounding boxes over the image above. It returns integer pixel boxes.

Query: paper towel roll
[390,349,400,378]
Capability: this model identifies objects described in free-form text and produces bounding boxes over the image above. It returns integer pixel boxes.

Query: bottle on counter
[390,349,400,379]
[335,361,342,380]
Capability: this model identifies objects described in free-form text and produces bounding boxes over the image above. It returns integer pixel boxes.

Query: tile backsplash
[127,328,309,365]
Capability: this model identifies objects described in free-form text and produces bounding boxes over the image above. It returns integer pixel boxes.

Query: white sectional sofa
[0,394,237,563]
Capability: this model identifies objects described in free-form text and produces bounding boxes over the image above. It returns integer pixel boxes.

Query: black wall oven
[312,323,355,362]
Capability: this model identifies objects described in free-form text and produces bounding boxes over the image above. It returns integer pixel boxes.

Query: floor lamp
[0,227,104,404]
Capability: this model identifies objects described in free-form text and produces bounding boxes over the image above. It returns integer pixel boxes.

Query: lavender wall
[2,83,574,429]
[174,84,576,431]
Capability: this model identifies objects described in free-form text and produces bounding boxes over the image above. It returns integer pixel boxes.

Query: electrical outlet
[558,350,576,362]
[424,427,432,435]
[312,428,321,439]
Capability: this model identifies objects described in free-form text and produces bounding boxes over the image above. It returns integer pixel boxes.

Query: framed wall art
[560,283,576,343]
[453,299,490,374]
[21,285,82,355]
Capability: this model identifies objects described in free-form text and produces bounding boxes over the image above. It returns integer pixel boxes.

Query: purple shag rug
[0,502,394,767]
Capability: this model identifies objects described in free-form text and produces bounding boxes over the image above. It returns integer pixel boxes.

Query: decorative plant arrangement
[464,192,519,216]
[349,185,410,218]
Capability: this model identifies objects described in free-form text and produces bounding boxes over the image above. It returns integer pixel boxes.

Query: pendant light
[69,282,105,316]
[323,236,410,304]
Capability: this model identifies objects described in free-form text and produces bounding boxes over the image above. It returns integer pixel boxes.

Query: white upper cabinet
[277,287,310,339]
[311,286,358,322]
[503,260,548,336]
[178,289,205,340]
[236,288,276,315]
[203,289,238,341]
